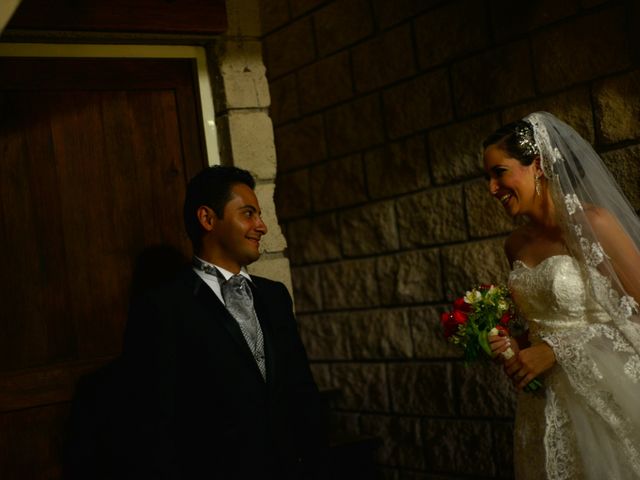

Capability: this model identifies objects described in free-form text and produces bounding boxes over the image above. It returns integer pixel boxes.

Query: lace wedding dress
[509,255,640,479]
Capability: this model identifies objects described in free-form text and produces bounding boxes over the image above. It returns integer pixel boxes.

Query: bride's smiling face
[483,144,538,217]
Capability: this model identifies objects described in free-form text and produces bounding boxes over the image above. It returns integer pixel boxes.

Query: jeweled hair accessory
[514,122,539,159]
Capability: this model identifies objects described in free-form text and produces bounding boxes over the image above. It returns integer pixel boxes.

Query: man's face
[209,183,267,272]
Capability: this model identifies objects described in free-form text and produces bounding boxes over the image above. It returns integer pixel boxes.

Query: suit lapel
[249,281,277,389]
[187,271,264,379]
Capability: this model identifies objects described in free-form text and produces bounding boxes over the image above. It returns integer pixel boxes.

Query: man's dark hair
[183,165,255,249]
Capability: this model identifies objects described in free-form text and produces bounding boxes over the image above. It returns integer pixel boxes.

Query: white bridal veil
[526,111,640,347]
[523,112,640,479]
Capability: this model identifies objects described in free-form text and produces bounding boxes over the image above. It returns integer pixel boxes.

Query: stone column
[208,0,291,290]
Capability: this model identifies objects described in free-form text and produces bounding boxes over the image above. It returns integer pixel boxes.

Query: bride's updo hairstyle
[483,120,539,166]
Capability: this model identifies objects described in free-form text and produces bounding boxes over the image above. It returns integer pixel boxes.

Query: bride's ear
[533,156,544,177]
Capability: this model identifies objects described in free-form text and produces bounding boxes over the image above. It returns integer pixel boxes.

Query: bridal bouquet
[440,284,541,392]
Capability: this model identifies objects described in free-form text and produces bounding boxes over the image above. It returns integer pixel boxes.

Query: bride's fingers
[517,371,535,390]
[505,361,521,376]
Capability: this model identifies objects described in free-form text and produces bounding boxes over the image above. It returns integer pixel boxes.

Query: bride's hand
[489,331,519,362]
[507,343,556,390]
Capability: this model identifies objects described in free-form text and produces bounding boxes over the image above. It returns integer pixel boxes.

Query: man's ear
[196,206,217,233]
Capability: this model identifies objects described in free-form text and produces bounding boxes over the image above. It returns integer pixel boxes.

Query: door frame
[0,42,220,166]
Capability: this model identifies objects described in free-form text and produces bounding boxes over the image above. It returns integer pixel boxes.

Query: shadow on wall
[63,244,188,479]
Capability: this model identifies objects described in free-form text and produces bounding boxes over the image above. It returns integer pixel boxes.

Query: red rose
[453,297,471,312]
[495,324,510,336]
[452,309,468,324]
[499,312,511,326]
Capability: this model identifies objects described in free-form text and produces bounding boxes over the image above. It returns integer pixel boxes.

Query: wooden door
[0,57,207,478]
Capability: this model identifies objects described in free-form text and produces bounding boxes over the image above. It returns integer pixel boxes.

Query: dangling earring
[535,175,542,196]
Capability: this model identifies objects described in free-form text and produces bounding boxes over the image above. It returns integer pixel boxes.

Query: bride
[484,112,640,479]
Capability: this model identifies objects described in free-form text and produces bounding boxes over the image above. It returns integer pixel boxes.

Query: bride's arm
[586,207,640,305]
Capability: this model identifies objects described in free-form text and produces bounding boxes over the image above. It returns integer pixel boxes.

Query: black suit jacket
[117,267,327,479]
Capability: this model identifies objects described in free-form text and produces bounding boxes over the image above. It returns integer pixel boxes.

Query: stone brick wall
[261,0,640,478]
[210,0,292,288]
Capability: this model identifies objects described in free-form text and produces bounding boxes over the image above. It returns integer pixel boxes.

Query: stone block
[269,74,299,125]
[423,419,495,476]
[441,239,511,300]
[340,201,399,256]
[275,114,326,171]
[298,51,353,113]
[452,41,534,117]
[371,0,441,29]
[329,411,360,436]
[489,0,578,41]
[319,258,380,309]
[378,468,399,480]
[492,421,516,478]
[360,414,425,469]
[415,0,489,69]
[388,363,455,416]
[353,24,416,93]
[264,18,315,78]
[311,154,368,211]
[226,0,262,38]
[532,7,631,93]
[376,250,442,305]
[247,255,292,293]
[314,0,374,57]
[410,306,461,359]
[365,134,430,199]
[465,180,518,238]
[348,309,413,359]
[291,0,327,17]
[259,0,290,34]
[290,265,323,312]
[226,111,276,180]
[213,40,270,111]
[325,94,385,156]
[502,86,595,143]
[274,168,311,219]
[383,70,453,139]
[331,363,389,411]
[285,213,341,264]
[594,69,640,144]
[396,188,466,248]
[602,145,640,211]
[254,183,287,253]
[453,362,516,418]
[309,362,332,389]
[298,313,351,360]
[429,114,500,184]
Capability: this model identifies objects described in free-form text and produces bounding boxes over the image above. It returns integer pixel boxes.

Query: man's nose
[255,216,268,234]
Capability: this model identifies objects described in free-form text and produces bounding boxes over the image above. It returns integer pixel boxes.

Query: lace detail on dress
[544,388,578,480]
[509,255,640,479]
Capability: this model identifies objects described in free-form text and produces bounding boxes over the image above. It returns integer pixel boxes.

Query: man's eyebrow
[238,205,258,212]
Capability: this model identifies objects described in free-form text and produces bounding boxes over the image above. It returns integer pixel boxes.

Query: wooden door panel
[0,57,207,478]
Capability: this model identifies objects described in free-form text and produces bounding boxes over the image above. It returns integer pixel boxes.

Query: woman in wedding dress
[484,112,640,479]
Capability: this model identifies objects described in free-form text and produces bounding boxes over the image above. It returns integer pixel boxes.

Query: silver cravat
[221,274,266,380]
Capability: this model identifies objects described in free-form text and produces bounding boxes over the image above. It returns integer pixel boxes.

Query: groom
[121,165,328,479]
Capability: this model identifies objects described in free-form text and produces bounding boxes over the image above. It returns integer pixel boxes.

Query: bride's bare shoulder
[505,225,533,266]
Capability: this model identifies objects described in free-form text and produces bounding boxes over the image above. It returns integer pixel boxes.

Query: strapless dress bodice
[508,255,611,341]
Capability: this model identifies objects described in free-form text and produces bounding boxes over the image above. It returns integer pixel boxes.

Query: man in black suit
[121,166,328,479]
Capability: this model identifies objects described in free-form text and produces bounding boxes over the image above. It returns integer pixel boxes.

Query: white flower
[464,289,482,304]
[498,300,508,312]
